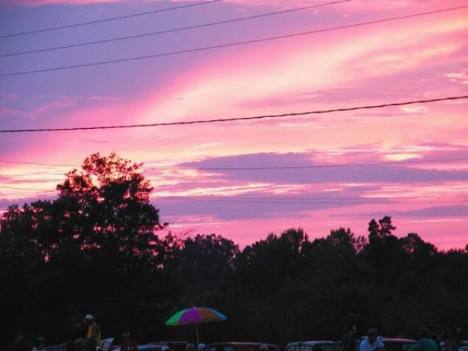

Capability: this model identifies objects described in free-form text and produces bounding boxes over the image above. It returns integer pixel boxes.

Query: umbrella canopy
[166,306,227,326]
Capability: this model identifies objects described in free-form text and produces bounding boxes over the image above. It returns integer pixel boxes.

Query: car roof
[151,342,193,346]
[359,337,415,342]
[287,341,336,346]
[381,339,416,343]
[209,343,278,347]
[115,344,170,351]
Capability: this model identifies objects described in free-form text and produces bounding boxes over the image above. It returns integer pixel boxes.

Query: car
[355,338,416,351]
[286,340,339,351]
[113,343,170,351]
[150,341,195,351]
[45,346,65,351]
[208,342,280,351]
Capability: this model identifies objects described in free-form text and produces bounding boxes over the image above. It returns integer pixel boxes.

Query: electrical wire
[0,94,466,133]
[2,156,467,169]
[1,4,466,78]
[0,0,350,58]
[1,185,467,205]
[0,0,223,39]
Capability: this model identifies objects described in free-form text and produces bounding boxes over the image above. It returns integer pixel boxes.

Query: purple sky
[1,0,468,248]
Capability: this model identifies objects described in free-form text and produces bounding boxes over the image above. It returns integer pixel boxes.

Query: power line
[156,196,468,205]
[177,157,468,170]
[0,94,467,133]
[1,5,466,78]
[0,0,350,58]
[0,186,466,205]
[0,0,222,39]
[1,155,467,174]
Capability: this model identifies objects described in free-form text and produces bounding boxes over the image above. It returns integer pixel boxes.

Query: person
[412,328,439,351]
[360,328,385,351]
[67,320,87,351]
[440,327,460,351]
[350,310,364,336]
[343,329,358,351]
[74,314,101,351]
[120,332,137,351]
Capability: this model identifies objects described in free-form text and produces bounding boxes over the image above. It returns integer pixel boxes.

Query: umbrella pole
[195,324,200,349]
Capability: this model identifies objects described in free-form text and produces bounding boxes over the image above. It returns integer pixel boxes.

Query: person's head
[83,314,94,325]
[368,328,379,342]
[15,335,25,344]
[122,332,131,342]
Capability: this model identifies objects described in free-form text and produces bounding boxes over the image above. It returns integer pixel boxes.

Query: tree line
[1,153,467,347]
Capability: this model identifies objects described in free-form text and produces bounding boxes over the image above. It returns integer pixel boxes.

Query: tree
[2,156,468,345]
[0,153,166,344]
[368,216,396,242]
[56,152,162,259]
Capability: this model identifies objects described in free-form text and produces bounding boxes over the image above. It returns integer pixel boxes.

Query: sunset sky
[1,0,467,249]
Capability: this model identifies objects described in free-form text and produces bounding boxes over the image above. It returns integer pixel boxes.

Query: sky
[0,0,467,249]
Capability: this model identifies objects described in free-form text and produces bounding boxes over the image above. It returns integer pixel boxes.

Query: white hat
[84,314,94,321]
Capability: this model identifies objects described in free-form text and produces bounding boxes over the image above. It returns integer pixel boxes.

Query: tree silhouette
[1,155,467,346]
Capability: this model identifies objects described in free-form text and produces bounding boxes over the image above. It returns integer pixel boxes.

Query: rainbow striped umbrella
[166,307,227,345]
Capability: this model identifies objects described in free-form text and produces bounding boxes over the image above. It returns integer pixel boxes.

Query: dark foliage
[0,153,467,347]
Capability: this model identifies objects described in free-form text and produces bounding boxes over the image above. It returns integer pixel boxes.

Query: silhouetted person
[440,327,461,351]
[360,328,385,351]
[350,309,363,336]
[74,314,101,351]
[426,326,441,351]
[343,329,358,351]
[66,320,87,351]
[412,328,439,351]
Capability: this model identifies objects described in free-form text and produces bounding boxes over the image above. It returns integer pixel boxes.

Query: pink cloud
[2,0,468,249]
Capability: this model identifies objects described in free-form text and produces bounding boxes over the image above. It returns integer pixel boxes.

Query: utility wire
[0,0,222,39]
[156,196,468,205]
[0,185,466,205]
[1,156,467,176]
[170,157,468,171]
[0,0,350,58]
[1,4,466,78]
[1,156,467,169]
[0,95,467,133]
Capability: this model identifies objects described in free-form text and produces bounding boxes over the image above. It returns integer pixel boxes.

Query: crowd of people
[348,326,464,351]
[10,313,465,351]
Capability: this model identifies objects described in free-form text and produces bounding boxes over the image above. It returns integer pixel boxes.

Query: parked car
[440,340,468,351]
[208,342,279,351]
[355,338,416,351]
[151,341,195,351]
[286,341,339,351]
[45,345,65,351]
[113,343,170,351]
